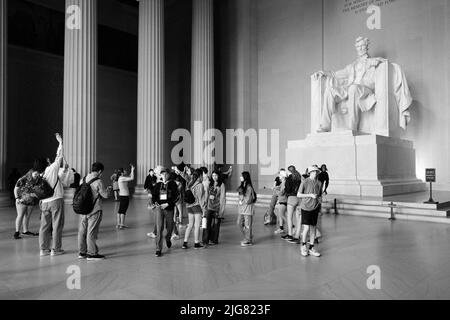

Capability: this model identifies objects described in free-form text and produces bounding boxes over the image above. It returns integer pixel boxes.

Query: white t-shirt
[118,171,134,196]
[41,145,74,203]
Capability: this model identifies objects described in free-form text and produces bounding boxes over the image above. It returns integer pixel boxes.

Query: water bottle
[202,216,208,229]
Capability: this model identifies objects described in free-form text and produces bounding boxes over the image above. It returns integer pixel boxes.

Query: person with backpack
[39,133,74,257]
[182,169,206,250]
[151,168,179,257]
[237,171,257,247]
[76,162,111,261]
[12,159,47,239]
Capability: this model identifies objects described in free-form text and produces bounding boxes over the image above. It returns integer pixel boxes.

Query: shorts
[301,208,320,227]
[287,196,299,207]
[118,196,130,214]
[187,205,202,215]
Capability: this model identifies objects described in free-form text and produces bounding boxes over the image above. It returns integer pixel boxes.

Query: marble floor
[1,199,450,300]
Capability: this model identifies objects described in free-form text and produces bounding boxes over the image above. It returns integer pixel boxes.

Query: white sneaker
[241,241,254,247]
[147,232,157,238]
[50,249,65,256]
[40,250,51,257]
[301,245,309,257]
[171,234,180,241]
[274,228,285,235]
[309,248,321,257]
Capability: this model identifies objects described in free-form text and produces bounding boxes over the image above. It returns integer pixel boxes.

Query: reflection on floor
[1,199,450,300]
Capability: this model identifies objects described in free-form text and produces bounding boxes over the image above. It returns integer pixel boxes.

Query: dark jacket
[144,175,157,192]
[151,180,179,211]
[318,171,330,192]
[284,175,301,197]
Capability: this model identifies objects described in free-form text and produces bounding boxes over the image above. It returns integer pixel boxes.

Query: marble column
[0,0,9,207]
[63,0,97,177]
[135,0,164,197]
[191,0,215,167]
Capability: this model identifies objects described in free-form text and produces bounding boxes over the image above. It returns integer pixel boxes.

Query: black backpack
[32,176,59,200]
[184,189,196,205]
[73,177,100,215]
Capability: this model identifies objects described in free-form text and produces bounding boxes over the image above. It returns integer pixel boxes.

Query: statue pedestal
[286,131,426,197]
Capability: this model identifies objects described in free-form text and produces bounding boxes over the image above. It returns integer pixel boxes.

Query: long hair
[188,169,202,189]
[210,170,223,188]
[239,171,254,194]
[288,165,302,182]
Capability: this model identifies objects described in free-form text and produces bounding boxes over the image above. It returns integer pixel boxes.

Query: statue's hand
[313,71,325,80]
[371,58,385,68]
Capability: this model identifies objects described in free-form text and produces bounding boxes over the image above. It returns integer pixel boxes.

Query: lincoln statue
[312,37,412,134]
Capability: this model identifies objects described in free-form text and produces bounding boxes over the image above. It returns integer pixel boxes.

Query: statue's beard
[355,46,369,57]
[357,51,369,59]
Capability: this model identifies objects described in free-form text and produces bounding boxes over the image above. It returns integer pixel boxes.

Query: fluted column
[191,0,214,167]
[0,0,9,207]
[136,0,165,186]
[63,0,97,176]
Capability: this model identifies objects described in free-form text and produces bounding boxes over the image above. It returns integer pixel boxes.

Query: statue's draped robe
[323,58,412,130]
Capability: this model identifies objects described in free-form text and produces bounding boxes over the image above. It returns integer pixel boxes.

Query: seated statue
[312,37,413,134]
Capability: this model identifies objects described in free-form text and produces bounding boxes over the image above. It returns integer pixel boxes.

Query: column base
[0,190,11,208]
[64,188,75,205]
[134,185,149,200]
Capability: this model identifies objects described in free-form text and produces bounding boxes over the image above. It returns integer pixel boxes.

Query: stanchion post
[388,202,396,221]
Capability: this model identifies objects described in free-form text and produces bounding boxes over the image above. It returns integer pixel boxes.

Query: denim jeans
[39,199,65,251]
[155,207,174,251]
[202,210,222,244]
[237,214,253,243]
[268,194,278,216]
[78,211,103,256]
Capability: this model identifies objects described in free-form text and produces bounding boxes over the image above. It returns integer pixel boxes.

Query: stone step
[321,202,449,218]
[225,193,450,224]
[332,208,450,225]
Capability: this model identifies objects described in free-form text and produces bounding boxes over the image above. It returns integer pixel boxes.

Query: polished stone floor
[1,199,450,300]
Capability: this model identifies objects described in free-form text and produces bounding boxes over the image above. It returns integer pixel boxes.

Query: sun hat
[308,166,321,173]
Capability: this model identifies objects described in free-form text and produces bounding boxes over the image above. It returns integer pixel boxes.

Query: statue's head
[355,36,370,57]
